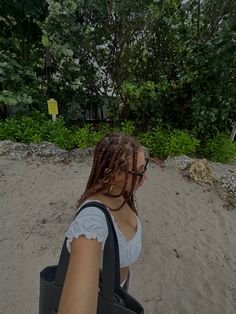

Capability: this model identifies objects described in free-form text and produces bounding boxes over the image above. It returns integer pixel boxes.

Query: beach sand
[0,156,236,314]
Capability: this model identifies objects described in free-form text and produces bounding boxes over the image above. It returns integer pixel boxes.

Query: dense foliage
[40,0,236,136]
[0,0,235,157]
[0,0,48,114]
[203,133,236,163]
[1,112,235,163]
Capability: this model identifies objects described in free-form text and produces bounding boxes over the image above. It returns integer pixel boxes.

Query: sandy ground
[1,156,236,314]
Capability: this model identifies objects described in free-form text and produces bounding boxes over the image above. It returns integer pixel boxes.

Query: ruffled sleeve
[65,206,108,252]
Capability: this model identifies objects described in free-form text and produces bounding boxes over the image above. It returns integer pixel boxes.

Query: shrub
[96,121,135,137]
[138,127,168,158]
[1,113,234,164]
[73,124,102,149]
[139,127,199,158]
[0,113,73,149]
[98,123,119,135]
[120,120,135,136]
[166,130,200,156]
[0,115,44,143]
[203,134,236,163]
[0,113,112,150]
[46,119,74,150]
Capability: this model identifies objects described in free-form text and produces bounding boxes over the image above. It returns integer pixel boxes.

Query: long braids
[78,133,141,214]
[123,143,138,214]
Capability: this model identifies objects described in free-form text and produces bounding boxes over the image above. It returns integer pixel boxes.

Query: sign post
[47,98,58,121]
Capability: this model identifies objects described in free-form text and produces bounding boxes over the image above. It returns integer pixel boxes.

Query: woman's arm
[58,236,102,314]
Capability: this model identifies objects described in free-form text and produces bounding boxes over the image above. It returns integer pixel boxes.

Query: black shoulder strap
[54,201,120,301]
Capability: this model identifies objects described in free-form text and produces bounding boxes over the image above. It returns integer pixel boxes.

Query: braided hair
[77,133,142,213]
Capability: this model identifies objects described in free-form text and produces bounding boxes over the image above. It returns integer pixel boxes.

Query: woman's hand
[58,236,102,314]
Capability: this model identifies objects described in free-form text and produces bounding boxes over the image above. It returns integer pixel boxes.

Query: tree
[0,0,48,116]
[1,0,235,138]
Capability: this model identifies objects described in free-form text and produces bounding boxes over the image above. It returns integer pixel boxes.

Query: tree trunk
[230,125,236,142]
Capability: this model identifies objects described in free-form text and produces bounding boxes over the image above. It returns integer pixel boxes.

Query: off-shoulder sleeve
[65,206,108,252]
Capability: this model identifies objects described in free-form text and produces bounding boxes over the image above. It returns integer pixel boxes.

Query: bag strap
[54,201,121,302]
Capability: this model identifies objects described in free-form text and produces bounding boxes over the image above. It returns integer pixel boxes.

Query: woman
[58,133,148,314]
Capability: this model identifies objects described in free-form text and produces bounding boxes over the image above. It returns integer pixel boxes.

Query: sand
[0,156,236,314]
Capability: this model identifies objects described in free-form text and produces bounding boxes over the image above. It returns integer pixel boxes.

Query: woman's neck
[89,192,126,210]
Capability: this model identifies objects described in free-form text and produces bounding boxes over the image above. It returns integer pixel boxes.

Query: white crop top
[65,200,142,268]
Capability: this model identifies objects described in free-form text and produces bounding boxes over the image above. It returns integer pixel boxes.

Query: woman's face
[132,150,148,191]
[114,150,148,193]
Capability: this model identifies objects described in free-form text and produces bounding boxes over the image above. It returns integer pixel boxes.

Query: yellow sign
[47,99,58,115]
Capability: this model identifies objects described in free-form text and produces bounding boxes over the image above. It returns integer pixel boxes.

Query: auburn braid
[85,139,111,189]
[78,135,120,206]
[101,141,128,203]
[123,143,138,213]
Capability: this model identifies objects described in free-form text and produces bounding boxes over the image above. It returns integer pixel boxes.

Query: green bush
[73,124,102,149]
[139,127,199,158]
[0,113,118,150]
[166,130,200,157]
[138,127,168,158]
[0,115,45,143]
[0,113,76,149]
[1,113,235,164]
[0,113,71,149]
[46,119,74,150]
[203,134,236,163]
[120,120,135,136]
[98,123,119,135]
[95,121,135,137]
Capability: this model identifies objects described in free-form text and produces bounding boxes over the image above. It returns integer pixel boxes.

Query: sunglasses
[127,158,149,182]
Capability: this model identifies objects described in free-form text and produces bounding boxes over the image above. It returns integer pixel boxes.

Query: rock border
[0,140,94,162]
[1,141,235,208]
[164,155,236,208]
[0,140,150,162]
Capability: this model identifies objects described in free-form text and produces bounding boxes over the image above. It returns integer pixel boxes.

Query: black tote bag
[39,201,144,314]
